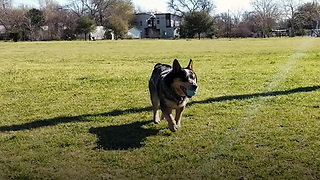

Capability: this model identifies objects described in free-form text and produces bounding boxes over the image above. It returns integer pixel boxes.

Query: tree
[167,0,215,15]
[251,0,280,37]
[66,0,89,17]
[42,1,63,40]
[104,0,134,39]
[24,8,45,40]
[214,12,230,37]
[105,16,128,39]
[180,11,214,39]
[60,10,78,40]
[9,27,22,42]
[67,0,133,25]
[0,0,13,39]
[167,0,215,39]
[67,0,134,39]
[41,1,78,40]
[75,16,95,40]
[293,2,320,35]
[281,0,301,37]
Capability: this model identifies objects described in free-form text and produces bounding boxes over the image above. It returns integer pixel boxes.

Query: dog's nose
[192,85,198,90]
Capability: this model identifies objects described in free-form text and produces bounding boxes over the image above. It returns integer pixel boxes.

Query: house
[90,26,106,40]
[132,13,181,39]
[0,25,7,40]
[0,25,5,34]
[127,27,141,39]
[77,26,114,40]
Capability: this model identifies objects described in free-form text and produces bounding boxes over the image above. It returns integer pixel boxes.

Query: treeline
[214,0,320,38]
[169,0,320,38]
[0,0,134,41]
[1,0,320,41]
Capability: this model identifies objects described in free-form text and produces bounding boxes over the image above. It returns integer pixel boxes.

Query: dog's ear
[172,59,181,73]
[187,59,193,70]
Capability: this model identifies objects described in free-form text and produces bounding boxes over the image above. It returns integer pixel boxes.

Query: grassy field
[0,38,319,180]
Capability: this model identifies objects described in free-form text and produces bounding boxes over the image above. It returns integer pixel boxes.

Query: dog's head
[169,59,198,98]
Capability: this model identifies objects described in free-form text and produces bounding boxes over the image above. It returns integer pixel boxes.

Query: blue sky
[13,0,252,13]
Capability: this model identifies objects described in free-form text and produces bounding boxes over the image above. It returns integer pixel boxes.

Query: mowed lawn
[0,38,319,180]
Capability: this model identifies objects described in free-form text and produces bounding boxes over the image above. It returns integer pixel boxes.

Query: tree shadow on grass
[89,121,159,150]
[189,85,320,105]
[0,85,319,132]
[0,107,151,132]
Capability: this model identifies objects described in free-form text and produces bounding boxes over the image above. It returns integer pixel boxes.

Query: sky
[132,0,252,13]
[13,0,252,14]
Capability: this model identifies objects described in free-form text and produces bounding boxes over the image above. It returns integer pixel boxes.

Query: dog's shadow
[89,121,159,150]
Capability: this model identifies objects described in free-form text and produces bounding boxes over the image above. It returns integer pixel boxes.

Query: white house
[0,25,7,40]
[77,26,114,40]
[0,25,5,34]
[127,27,141,38]
[90,26,106,40]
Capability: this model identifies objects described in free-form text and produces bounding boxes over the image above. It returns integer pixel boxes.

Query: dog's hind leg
[175,107,185,128]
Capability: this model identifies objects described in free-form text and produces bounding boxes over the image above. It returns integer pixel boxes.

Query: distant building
[77,26,114,40]
[90,26,106,40]
[127,27,141,39]
[0,25,7,40]
[132,13,181,39]
[0,25,5,34]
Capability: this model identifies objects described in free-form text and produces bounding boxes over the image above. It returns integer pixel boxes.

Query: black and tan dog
[149,59,198,132]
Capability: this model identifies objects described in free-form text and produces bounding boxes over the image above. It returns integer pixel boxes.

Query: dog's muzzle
[186,85,198,98]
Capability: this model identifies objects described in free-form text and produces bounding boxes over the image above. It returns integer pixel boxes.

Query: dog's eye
[182,77,188,82]
[189,73,195,79]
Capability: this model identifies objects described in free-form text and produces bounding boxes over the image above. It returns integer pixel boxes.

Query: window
[166,14,171,27]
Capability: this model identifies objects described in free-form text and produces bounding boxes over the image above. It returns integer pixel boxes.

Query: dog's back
[148,63,171,96]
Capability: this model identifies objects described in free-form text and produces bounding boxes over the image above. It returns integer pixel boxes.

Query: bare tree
[0,0,13,33]
[214,12,231,37]
[41,1,65,40]
[66,0,134,27]
[0,0,12,9]
[293,1,320,35]
[167,0,216,15]
[0,0,27,40]
[251,0,280,37]
[66,0,89,17]
[281,0,302,36]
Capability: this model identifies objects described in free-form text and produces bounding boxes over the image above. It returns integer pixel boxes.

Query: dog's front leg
[150,93,161,124]
[162,108,178,132]
[175,107,185,128]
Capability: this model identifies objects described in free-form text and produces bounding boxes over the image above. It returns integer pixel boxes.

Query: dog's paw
[160,113,165,120]
[154,117,161,124]
[176,123,181,128]
[169,125,178,132]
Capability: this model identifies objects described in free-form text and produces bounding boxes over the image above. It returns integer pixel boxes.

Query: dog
[148,59,198,132]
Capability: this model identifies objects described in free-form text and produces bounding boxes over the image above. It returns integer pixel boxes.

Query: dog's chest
[165,97,189,108]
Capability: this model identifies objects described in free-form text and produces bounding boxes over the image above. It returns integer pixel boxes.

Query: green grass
[0,38,319,180]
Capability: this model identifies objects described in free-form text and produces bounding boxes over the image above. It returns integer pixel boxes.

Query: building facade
[132,13,181,39]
